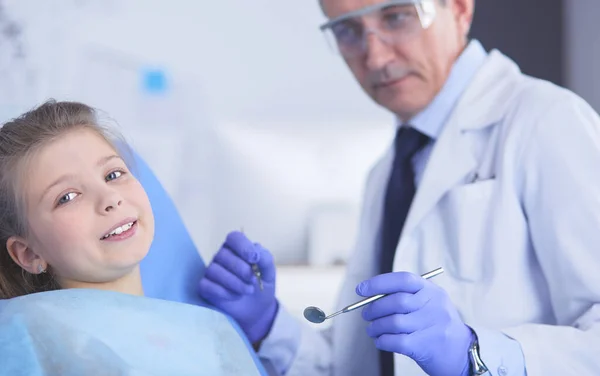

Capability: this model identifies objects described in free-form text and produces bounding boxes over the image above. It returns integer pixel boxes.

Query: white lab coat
[261,50,600,376]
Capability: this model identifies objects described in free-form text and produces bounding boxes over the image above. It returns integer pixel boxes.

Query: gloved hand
[198,231,278,344]
[357,272,474,376]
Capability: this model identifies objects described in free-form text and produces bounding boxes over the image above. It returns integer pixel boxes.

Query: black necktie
[379,126,430,376]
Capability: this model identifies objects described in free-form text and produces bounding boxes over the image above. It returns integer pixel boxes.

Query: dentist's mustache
[368,64,414,87]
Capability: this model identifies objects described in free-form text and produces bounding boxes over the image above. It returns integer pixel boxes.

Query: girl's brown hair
[0,100,129,299]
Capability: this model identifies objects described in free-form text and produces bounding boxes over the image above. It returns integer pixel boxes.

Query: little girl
[0,100,264,375]
[0,100,154,299]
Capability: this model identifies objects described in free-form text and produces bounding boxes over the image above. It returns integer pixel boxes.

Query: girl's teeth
[103,222,134,239]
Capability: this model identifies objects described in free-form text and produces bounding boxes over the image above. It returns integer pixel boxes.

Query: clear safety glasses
[319,0,437,58]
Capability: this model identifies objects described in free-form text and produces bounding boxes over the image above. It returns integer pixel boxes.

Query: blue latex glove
[357,272,474,376]
[198,231,278,344]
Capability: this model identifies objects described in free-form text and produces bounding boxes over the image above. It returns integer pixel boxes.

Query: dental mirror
[303,267,444,324]
[303,306,327,323]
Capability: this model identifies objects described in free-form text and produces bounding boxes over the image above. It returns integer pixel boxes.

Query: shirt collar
[398,39,488,139]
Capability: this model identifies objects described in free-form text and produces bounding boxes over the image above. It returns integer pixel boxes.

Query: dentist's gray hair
[318,0,447,12]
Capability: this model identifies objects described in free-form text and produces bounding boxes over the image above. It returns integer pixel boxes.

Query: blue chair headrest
[130,151,206,306]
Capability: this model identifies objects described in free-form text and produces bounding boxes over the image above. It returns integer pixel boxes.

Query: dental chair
[131,151,268,375]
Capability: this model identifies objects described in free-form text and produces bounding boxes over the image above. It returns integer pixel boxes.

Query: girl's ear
[6,236,47,274]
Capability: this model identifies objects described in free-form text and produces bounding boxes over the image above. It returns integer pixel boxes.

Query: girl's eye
[106,170,124,182]
[57,192,78,206]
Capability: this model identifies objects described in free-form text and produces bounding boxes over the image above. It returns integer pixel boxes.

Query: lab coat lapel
[400,114,477,238]
[399,50,524,241]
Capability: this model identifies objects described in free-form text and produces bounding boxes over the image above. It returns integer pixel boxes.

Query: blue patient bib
[0,289,263,376]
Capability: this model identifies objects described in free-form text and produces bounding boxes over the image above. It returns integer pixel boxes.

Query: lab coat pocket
[443,180,496,282]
